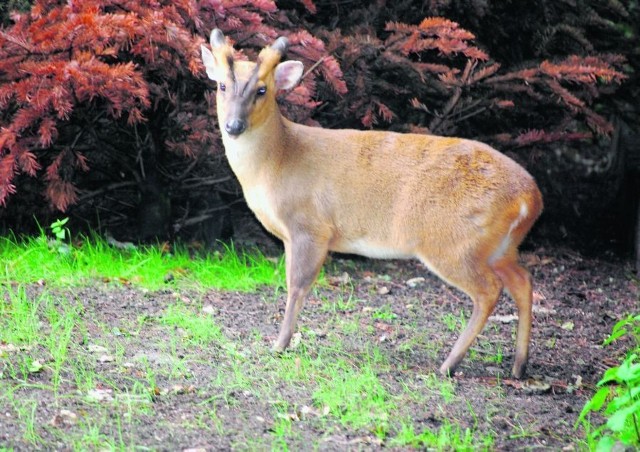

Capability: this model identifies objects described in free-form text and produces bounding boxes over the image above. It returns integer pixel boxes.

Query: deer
[200,29,543,379]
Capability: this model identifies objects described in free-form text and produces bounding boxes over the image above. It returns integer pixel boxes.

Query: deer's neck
[222,112,287,184]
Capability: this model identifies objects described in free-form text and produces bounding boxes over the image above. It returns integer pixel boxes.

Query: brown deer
[201,29,543,378]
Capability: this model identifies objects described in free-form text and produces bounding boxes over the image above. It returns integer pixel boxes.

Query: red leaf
[0,154,17,206]
[299,0,317,14]
[375,100,395,123]
[38,117,58,147]
[17,150,41,176]
[45,179,78,212]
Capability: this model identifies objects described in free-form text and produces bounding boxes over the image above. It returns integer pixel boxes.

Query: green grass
[160,303,225,346]
[0,285,43,345]
[0,233,284,291]
[0,231,581,450]
[313,357,392,435]
[391,418,494,450]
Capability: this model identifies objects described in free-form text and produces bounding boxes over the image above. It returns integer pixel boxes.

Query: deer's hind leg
[418,251,504,377]
[490,254,533,379]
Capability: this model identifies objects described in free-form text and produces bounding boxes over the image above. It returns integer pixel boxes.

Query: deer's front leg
[273,233,328,352]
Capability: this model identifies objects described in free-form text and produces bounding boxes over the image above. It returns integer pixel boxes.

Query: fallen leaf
[276,411,299,422]
[567,374,583,393]
[87,388,113,403]
[329,272,351,285]
[0,343,18,357]
[522,378,552,394]
[289,332,302,349]
[375,322,394,334]
[299,405,330,419]
[172,384,196,394]
[503,377,552,394]
[88,344,108,353]
[561,321,574,331]
[406,277,425,288]
[28,360,44,373]
[533,305,556,315]
[50,409,78,427]
[489,314,519,324]
[532,291,547,302]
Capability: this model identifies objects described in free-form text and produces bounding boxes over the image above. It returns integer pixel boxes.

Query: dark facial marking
[226,54,236,86]
[240,62,261,97]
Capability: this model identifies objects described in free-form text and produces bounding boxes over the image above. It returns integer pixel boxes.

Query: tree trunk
[137,127,171,241]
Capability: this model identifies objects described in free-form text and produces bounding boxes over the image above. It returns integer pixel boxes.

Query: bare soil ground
[1,246,638,450]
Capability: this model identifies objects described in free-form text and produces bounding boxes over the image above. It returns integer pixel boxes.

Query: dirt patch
[1,246,637,450]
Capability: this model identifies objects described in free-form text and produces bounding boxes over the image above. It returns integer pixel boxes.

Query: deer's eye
[256,86,267,96]
[218,83,226,92]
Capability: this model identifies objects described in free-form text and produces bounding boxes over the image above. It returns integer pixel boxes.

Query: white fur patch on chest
[243,186,287,239]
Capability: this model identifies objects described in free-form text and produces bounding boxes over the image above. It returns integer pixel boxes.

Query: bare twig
[78,181,138,202]
[181,175,233,190]
[302,56,327,81]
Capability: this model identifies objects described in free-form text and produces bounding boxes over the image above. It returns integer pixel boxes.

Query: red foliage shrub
[0,0,343,238]
[304,8,626,148]
[0,0,634,246]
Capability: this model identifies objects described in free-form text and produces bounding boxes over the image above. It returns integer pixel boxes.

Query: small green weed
[441,311,466,332]
[160,303,225,346]
[372,304,397,321]
[577,313,640,450]
[49,217,69,242]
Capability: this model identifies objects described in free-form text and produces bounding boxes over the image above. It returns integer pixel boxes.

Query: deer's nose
[225,119,247,136]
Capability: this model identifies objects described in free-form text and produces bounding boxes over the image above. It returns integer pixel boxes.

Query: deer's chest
[243,185,288,241]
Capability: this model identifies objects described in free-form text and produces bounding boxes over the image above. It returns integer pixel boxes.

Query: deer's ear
[201,45,227,82]
[274,61,303,90]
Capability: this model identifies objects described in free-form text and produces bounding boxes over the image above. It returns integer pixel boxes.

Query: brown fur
[202,31,543,378]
